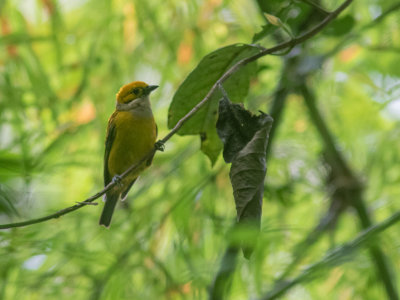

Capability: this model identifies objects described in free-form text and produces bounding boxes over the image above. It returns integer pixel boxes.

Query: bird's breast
[108,110,157,177]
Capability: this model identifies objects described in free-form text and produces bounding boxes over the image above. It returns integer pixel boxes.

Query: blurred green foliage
[0,0,400,299]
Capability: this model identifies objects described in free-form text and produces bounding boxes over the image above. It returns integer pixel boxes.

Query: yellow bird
[99,81,158,227]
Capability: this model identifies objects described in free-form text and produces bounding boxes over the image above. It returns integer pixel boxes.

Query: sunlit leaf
[168,44,259,165]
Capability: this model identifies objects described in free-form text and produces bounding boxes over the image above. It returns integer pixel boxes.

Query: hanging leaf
[217,96,273,258]
[168,44,260,165]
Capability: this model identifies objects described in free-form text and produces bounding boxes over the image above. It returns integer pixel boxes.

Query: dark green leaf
[255,0,291,16]
[255,0,324,37]
[217,96,273,257]
[324,15,355,36]
[252,24,274,43]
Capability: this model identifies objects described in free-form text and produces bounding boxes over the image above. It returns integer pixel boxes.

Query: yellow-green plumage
[108,111,156,178]
[100,81,157,227]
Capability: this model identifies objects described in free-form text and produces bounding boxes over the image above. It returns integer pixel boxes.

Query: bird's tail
[99,191,119,228]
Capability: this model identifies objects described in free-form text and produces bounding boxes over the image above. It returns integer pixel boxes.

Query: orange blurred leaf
[339,45,361,62]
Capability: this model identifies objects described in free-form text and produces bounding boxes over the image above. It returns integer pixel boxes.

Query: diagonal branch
[0,0,353,230]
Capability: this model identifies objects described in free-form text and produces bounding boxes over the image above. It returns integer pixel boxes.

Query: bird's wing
[104,112,117,187]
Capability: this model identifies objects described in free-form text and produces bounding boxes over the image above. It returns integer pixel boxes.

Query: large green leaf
[168,44,260,165]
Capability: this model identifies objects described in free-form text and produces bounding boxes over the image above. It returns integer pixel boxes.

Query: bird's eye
[132,88,141,95]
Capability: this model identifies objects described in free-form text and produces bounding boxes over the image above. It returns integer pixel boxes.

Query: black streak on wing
[104,113,117,187]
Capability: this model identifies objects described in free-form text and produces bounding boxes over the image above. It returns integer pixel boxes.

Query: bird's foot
[112,175,124,187]
[155,140,165,152]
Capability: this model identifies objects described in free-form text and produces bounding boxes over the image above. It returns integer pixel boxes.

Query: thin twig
[160,0,353,144]
[0,0,353,230]
[0,149,156,229]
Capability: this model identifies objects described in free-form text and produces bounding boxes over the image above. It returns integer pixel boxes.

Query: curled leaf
[217,96,273,257]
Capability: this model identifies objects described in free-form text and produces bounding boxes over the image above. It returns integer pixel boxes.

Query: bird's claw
[112,175,123,187]
[155,140,165,152]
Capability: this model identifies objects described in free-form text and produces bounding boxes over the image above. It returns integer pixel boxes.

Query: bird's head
[116,81,158,104]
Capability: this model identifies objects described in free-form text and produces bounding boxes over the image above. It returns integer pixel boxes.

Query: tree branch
[300,84,399,299]
[209,246,239,300]
[0,0,353,230]
[159,0,353,144]
[265,76,290,161]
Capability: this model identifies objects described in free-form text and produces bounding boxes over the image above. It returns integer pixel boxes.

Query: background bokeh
[1,0,399,299]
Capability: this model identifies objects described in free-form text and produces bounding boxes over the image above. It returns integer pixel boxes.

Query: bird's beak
[145,85,159,95]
